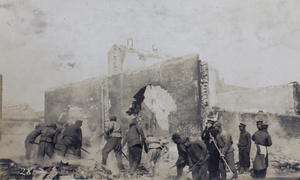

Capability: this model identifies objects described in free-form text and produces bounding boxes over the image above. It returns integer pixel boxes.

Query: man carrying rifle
[214,122,238,180]
[121,117,146,177]
[29,123,58,161]
[171,133,189,179]
[184,137,210,180]
[102,116,123,171]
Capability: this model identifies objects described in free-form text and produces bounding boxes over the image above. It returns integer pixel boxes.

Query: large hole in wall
[126,85,177,136]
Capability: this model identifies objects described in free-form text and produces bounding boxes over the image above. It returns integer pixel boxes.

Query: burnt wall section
[107,54,201,135]
[45,78,107,135]
[45,54,202,136]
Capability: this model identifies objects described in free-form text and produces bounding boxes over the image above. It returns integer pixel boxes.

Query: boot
[244,167,250,174]
[239,167,244,174]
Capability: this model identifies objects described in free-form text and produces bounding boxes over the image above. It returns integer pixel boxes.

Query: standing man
[252,122,272,179]
[214,122,238,180]
[145,134,162,177]
[102,116,123,171]
[237,123,251,174]
[24,124,42,160]
[201,118,220,180]
[61,120,83,158]
[171,133,189,179]
[29,123,58,161]
[183,137,210,180]
[122,118,146,177]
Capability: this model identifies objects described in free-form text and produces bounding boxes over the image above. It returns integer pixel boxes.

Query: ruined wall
[216,84,296,115]
[45,54,202,136]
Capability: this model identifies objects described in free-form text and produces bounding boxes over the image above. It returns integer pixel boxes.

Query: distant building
[2,103,41,135]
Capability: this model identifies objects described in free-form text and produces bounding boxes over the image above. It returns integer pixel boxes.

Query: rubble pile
[271,156,300,173]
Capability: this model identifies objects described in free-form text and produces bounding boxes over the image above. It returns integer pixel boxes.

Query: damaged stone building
[45,43,300,147]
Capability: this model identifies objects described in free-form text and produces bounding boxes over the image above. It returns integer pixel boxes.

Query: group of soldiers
[24,119,83,162]
[101,116,168,177]
[24,108,272,180]
[171,114,272,180]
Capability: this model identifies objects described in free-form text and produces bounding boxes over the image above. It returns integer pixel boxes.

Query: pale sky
[1,0,300,111]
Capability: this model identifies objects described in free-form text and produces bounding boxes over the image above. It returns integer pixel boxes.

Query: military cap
[76,120,83,125]
[172,133,181,140]
[256,120,263,125]
[49,123,57,129]
[239,123,246,127]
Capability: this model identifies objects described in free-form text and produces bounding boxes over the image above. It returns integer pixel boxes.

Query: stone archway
[127,85,177,136]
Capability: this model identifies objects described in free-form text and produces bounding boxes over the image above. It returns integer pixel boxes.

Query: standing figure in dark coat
[237,123,251,174]
[61,120,83,158]
[214,122,238,180]
[102,116,123,171]
[184,137,210,180]
[201,119,220,179]
[252,121,272,179]
[30,123,58,161]
[24,124,42,160]
[121,118,146,177]
[171,133,189,179]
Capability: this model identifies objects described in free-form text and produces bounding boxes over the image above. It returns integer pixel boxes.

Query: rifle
[121,151,128,161]
[169,159,186,169]
[33,142,76,156]
[209,133,234,178]
[81,147,90,154]
[186,154,210,174]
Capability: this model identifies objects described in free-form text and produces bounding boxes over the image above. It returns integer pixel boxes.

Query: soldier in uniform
[24,124,42,160]
[171,133,189,179]
[102,116,123,171]
[145,134,162,177]
[252,121,272,179]
[201,116,220,179]
[237,123,251,174]
[29,123,58,161]
[61,120,83,158]
[122,118,146,177]
[183,137,210,180]
[214,122,238,180]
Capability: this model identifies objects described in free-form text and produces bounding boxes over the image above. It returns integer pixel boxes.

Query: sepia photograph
[1,0,300,179]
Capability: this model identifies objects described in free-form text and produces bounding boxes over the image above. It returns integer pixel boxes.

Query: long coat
[252,129,272,170]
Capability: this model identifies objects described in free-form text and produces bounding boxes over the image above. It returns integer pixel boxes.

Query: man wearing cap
[61,120,83,158]
[145,134,162,177]
[102,116,123,171]
[237,123,251,174]
[252,122,272,179]
[29,123,58,161]
[171,133,189,179]
[201,118,220,180]
[214,122,238,179]
[122,117,146,177]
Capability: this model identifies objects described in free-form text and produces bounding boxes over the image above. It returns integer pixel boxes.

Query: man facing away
[201,119,220,180]
[183,137,210,180]
[121,118,146,177]
[171,133,189,179]
[237,123,251,174]
[214,122,238,180]
[101,116,123,171]
[145,134,162,177]
[30,123,58,161]
[61,120,83,158]
[252,121,272,179]
[24,124,42,160]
